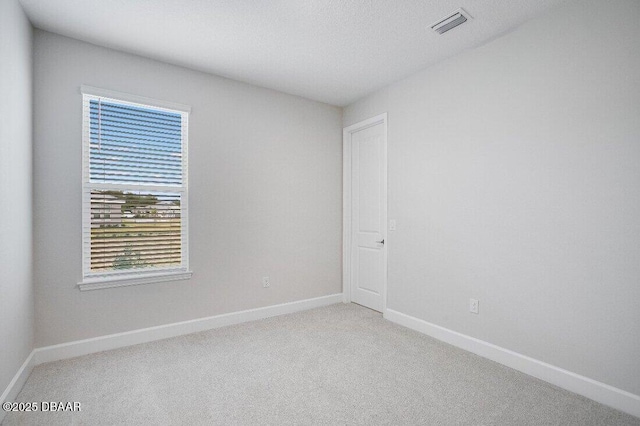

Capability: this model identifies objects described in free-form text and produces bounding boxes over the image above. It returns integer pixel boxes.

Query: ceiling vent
[431,8,472,35]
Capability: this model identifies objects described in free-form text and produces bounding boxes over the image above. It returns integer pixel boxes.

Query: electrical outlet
[469,298,479,314]
[262,276,270,288]
[389,220,396,231]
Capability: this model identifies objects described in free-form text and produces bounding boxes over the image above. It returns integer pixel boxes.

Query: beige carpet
[3,303,639,425]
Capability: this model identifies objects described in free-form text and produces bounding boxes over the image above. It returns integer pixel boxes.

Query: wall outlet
[389,219,396,231]
[469,298,479,314]
[262,276,270,288]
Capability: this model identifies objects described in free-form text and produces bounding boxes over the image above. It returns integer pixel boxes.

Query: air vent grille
[431,8,472,35]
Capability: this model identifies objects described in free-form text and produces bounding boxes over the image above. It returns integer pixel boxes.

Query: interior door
[349,120,386,312]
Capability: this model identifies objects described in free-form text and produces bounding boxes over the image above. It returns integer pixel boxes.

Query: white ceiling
[19,0,566,106]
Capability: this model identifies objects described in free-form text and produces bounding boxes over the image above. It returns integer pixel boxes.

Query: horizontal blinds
[88,99,183,186]
[88,190,182,272]
[82,93,188,277]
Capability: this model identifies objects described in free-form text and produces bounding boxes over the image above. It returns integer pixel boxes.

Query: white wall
[344,0,640,395]
[0,0,34,396]
[34,31,343,347]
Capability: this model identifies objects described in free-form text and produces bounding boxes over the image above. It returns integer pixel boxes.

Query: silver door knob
[376,239,385,245]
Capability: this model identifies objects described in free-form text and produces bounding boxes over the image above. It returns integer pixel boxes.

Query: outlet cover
[469,298,479,314]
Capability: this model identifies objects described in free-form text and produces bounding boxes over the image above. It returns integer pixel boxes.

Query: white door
[345,115,387,312]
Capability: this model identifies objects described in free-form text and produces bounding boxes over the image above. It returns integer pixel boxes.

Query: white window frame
[79,86,192,291]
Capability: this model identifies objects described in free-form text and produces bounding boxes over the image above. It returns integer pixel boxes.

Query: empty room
[1,0,639,424]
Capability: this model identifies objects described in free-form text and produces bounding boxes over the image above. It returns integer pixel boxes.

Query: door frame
[342,113,388,314]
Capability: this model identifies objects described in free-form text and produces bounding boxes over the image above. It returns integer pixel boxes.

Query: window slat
[90,152,181,168]
[91,119,182,138]
[89,166,183,177]
[90,101,182,121]
[90,110,182,130]
[89,133,182,149]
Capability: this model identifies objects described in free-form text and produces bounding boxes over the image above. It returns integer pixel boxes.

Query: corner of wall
[0,0,36,409]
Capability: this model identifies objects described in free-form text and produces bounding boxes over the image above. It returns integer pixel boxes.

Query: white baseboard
[0,350,36,424]
[1,294,340,422]
[8,298,635,420]
[1,293,341,422]
[384,308,640,419]
[34,293,342,365]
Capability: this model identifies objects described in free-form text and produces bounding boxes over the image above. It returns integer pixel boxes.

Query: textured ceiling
[19,0,566,106]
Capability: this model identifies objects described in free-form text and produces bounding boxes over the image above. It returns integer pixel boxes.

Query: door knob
[376,239,385,245]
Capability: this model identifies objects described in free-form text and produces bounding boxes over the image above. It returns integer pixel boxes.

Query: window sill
[78,270,193,291]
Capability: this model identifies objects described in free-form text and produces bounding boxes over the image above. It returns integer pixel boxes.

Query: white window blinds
[81,88,190,288]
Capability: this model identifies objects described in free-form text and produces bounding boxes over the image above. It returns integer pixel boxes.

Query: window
[80,86,191,290]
